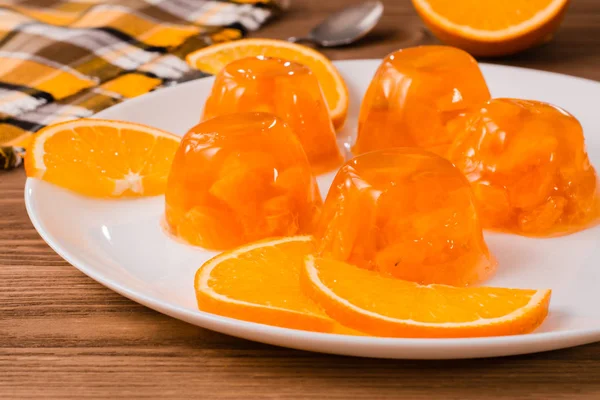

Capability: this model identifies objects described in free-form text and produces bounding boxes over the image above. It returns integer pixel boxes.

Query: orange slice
[194,236,338,333]
[25,119,181,197]
[186,38,349,129]
[412,0,569,57]
[302,256,551,338]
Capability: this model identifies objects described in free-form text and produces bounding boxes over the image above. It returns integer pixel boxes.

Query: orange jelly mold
[165,112,323,250]
[354,46,490,156]
[314,148,496,286]
[448,98,600,236]
[202,56,344,174]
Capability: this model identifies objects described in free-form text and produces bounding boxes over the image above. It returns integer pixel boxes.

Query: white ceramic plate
[25,60,600,359]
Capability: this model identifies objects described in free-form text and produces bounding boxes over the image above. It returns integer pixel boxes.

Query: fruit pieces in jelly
[165,112,322,250]
[354,46,490,156]
[314,148,496,286]
[203,56,344,174]
[448,98,600,236]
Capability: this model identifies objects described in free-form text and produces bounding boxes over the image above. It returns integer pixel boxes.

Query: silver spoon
[288,1,384,47]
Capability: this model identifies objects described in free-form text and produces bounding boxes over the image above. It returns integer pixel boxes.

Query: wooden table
[2,0,600,398]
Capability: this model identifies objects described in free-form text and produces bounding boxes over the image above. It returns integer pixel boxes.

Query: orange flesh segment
[165,112,322,250]
[302,256,551,338]
[314,148,496,286]
[203,56,343,174]
[186,38,348,129]
[421,0,557,30]
[354,46,490,156]
[448,98,600,236]
[194,236,338,333]
[25,119,180,197]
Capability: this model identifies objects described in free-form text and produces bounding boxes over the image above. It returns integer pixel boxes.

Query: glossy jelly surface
[165,112,323,250]
[354,46,490,156]
[448,98,600,236]
[203,56,344,174]
[314,148,496,286]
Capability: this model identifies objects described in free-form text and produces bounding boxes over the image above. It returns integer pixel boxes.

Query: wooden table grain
[2,0,600,398]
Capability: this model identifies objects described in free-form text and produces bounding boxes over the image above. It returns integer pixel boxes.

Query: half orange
[412,0,570,56]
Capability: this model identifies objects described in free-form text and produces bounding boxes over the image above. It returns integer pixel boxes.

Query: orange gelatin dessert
[202,56,344,174]
[314,148,496,286]
[354,46,491,156]
[165,112,322,250]
[448,98,600,236]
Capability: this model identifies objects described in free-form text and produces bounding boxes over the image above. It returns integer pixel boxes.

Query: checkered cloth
[0,0,280,169]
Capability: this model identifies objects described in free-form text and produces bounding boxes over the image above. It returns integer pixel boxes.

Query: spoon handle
[287,36,316,45]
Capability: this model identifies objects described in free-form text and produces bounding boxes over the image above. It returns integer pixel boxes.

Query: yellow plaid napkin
[0,0,279,169]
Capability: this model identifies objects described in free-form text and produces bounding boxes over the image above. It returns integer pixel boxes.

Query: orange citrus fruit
[194,236,338,333]
[302,256,551,338]
[25,119,181,197]
[186,38,349,129]
[412,0,570,57]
